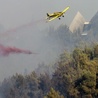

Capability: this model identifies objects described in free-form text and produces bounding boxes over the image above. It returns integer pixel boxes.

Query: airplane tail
[47,13,50,17]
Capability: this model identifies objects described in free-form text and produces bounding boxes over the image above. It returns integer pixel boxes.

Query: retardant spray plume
[0,18,46,37]
[0,44,36,56]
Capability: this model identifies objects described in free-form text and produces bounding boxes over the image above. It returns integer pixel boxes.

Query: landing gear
[59,18,61,20]
[62,15,64,17]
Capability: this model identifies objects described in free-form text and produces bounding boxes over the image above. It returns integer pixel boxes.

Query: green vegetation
[1,44,98,98]
[44,88,64,98]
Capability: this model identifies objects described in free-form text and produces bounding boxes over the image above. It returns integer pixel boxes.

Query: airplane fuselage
[47,12,63,19]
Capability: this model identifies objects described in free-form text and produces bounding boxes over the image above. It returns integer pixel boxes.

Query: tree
[39,73,52,96]
[52,51,77,97]
[44,88,64,98]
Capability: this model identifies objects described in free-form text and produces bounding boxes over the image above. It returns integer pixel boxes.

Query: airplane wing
[62,6,70,14]
[48,16,59,21]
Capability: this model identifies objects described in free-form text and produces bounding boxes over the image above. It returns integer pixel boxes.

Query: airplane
[46,6,70,22]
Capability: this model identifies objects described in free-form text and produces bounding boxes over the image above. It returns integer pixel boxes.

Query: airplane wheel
[59,18,60,20]
[62,16,64,17]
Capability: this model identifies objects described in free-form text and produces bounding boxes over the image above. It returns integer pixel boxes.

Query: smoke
[0,44,36,56]
[0,18,46,37]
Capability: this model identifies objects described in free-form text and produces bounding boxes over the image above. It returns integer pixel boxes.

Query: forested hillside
[1,44,98,98]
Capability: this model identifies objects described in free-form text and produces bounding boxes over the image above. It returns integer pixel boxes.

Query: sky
[0,0,98,29]
[0,0,98,81]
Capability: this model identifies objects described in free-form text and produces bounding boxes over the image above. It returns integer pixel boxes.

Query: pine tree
[44,88,64,98]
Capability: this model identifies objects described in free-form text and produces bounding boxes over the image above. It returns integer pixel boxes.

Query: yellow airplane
[46,6,70,22]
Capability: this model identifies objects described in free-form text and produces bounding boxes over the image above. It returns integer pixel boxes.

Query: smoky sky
[0,0,98,29]
[0,0,98,81]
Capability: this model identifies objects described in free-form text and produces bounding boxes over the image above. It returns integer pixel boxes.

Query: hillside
[35,11,98,76]
[1,44,98,98]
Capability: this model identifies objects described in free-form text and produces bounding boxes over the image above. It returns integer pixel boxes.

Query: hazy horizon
[0,0,98,29]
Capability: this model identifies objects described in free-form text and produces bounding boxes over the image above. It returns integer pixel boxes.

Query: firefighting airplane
[46,6,70,22]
